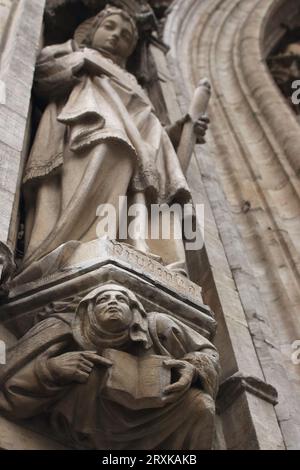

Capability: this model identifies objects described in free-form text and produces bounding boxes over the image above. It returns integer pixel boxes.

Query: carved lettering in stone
[110,241,203,302]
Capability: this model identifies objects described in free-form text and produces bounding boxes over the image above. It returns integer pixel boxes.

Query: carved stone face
[94,290,133,333]
[92,14,136,60]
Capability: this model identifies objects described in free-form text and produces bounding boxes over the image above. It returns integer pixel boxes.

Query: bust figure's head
[73,283,151,350]
[75,5,139,66]
[94,288,133,334]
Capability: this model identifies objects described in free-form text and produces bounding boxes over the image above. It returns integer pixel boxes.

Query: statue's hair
[79,4,139,50]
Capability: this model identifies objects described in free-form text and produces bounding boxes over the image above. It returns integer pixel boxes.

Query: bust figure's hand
[47,351,112,385]
[162,359,197,405]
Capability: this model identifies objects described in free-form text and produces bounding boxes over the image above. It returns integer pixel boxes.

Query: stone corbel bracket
[217,372,279,414]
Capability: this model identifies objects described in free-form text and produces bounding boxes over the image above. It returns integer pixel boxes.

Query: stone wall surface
[0,0,13,44]
[164,0,300,450]
[0,0,45,253]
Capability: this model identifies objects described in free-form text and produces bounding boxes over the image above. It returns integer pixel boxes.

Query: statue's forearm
[0,358,67,420]
[34,40,83,100]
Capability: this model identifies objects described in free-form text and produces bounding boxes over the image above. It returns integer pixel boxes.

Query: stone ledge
[2,240,216,339]
[217,372,278,413]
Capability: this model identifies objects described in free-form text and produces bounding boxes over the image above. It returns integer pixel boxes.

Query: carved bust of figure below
[0,283,219,450]
[20,4,209,278]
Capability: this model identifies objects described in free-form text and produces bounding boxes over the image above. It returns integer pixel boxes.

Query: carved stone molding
[1,240,216,339]
[218,372,279,414]
[8,240,204,305]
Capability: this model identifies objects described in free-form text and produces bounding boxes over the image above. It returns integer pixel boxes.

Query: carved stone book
[101,349,171,410]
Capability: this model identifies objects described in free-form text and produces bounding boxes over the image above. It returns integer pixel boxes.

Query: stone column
[0,0,45,261]
[0,0,13,42]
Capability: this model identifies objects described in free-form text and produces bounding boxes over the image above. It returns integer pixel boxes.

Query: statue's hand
[47,351,112,385]
[166,114,209,149]
[162,359,196,404]
[193,115,210,144]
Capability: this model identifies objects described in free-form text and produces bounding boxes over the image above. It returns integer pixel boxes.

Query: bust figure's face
[94,290,133,334]
[92,14,136,61]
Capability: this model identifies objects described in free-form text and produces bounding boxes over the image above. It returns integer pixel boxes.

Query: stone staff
[177,78,211,174]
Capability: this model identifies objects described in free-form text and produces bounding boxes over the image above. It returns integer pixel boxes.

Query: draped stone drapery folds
[0,308,219,450]
[23,41,190,268]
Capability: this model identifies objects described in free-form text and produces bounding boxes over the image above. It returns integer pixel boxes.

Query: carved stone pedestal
[2,239,216,337]
[0,240,219,450]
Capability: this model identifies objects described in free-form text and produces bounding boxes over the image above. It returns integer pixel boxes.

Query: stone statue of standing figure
[21,4,209,276]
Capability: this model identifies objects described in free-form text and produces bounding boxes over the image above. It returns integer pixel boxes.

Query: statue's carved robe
[0,313,219,450]
[23,41,190,269]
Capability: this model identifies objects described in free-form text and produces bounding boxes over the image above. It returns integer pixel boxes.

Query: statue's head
[75,5,139,66]
[93,285,137,333]
[73,283,152,350]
